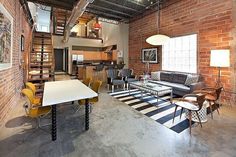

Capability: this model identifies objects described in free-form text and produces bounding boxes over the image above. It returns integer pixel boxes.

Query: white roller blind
[162,34,197,73]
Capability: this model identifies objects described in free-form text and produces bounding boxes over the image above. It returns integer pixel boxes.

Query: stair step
[56,25,65,28]
[28,77,53,81]
[33,42,52,46]
[30,64,52,67]
[31,51,52,53]
[31,60,52,64]
[29,72,54,76]
[34,32,51,36]
[29,67,54,71]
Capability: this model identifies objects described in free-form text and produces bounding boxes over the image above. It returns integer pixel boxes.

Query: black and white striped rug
[110,89,196,133]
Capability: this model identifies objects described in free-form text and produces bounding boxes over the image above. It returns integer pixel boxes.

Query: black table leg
[51,105,57,141]
[85,99,89,130]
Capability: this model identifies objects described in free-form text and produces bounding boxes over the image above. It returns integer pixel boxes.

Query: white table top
[42,80,98,106]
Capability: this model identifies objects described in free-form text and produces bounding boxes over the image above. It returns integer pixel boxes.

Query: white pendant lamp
[146,34,170,45]
[146,1,170,46]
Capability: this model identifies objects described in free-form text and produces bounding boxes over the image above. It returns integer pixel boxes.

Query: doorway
[54,49,64,72]
[64,47,69,73]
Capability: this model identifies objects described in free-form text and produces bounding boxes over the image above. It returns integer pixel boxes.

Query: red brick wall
[0,0,32,124]
[129,0,236,104]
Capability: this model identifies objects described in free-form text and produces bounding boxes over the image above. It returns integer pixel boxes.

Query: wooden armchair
[193,87,223,119]
[173,94,205,134]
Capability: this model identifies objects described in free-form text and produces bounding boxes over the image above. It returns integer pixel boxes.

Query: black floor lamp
[210,49,230,88]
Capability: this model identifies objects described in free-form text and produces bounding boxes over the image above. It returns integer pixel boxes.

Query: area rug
[109,89,214,134]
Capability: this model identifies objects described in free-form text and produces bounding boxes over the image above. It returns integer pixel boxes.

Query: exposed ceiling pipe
[63,0,94,43]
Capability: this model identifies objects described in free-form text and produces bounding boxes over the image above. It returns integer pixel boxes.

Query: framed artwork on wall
[21,35,24,51]
[0,4,13,70]
[141,48,158,63]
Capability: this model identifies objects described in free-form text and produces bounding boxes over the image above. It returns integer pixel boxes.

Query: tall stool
[93,64,104,81]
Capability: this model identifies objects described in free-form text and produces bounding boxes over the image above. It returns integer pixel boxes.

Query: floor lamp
[210,49,230,87]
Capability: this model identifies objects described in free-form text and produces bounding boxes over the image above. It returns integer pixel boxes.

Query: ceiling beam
[63,0,93,42]
[126,0,146,7]
[97,0,142,13]
[88,4,133,17]
[86,8,129,22]
[27,0,73,10]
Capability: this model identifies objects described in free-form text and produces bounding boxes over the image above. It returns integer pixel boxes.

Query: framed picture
[21,35,24,51]
[0,4,13,70]
[142,48,158,63]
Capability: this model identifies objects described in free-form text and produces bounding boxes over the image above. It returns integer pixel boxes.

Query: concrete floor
[0,76,236,157]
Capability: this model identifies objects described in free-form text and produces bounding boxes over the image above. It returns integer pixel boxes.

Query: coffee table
[128,81,173,105]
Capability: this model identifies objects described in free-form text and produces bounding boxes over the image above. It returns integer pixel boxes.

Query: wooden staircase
[28,32,54,95]
[53,8,71,35]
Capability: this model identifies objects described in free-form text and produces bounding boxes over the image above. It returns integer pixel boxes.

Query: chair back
[107,69,119,79]
[83,77,92,86]
[94,64,104,72]
[197,94,206,110]
[26,82,36,96]
[120,69,132,78]
[105,64,115,70]
[116,64,125,70]
[91,80,102,93]
[215,87,223,100]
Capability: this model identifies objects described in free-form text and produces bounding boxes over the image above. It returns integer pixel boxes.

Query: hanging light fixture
[94,17,101,30]
[146,0,170,45]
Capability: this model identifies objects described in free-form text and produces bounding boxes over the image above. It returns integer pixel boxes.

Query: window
[40,25,49,32]
[162,34,197,73]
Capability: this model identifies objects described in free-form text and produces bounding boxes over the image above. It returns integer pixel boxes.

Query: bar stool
[93,64,104,81]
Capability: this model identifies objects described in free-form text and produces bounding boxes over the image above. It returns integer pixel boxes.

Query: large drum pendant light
[146,1,170,45]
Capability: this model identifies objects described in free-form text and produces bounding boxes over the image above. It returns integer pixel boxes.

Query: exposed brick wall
[129,0,236,104]
[0,0,32,124]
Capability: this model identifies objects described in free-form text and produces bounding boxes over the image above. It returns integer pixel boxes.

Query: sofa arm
[190,82,206,93]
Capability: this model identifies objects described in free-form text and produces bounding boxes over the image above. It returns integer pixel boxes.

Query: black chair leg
[172,106,178,123]
[189,110,192,134]
[209,101,213,119]
[215,102,220,115]
[180,107,184,119]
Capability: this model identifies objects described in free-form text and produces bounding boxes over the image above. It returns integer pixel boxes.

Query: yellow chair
[82,77,92,87]
[26,82,37,96]
[25,82,41,106]
[22,88,51,128]
[78,80,102,109]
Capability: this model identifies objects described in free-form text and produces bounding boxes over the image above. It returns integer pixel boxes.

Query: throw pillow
[172,73,187,84]
[185,74,199,86]
[151,71,160,81]
[160,72,173,82]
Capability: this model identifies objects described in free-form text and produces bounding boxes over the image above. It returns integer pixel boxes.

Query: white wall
[52,22,129,74]
[102,23,129,67]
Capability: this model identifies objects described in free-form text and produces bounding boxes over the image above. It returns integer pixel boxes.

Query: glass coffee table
[128,81,173,105]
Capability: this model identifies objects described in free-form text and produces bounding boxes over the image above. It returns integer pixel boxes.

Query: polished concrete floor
[0,76,236,157]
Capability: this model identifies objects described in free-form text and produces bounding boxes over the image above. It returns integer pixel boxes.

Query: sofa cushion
[185,74,199,86]
[160,72,173,82]
[172,73,187,84]
[151,71,160,81]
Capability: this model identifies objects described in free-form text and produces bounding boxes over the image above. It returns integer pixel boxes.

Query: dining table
[42,79,98,141]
